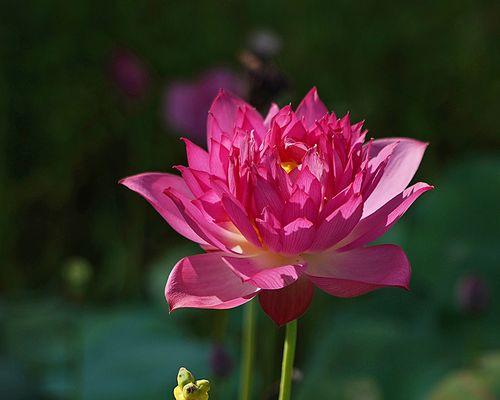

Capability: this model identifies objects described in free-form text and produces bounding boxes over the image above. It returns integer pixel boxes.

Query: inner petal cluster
[173,90,397,257]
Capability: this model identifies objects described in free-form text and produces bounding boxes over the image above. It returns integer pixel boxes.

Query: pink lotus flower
[121,88,432,325]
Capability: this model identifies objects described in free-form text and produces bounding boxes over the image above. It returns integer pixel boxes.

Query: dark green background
[1,1,499,399]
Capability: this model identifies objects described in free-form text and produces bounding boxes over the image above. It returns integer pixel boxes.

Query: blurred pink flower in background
[210,343,234,378]
[162,68,245,143]
[456,275,490,314]
[121,88,432,325]
[109,49,150,99]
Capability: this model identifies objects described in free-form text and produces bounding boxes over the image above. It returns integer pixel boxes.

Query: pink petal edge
[119,172,208,245]
[259,278,314,326]
[363,138,428,217]
[166,252,259,311]
[305,244,411,297]
[222,254,306,290]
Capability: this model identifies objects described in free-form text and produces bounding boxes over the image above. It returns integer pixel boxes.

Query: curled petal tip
[118,175,138,187]
[168,304,180,313]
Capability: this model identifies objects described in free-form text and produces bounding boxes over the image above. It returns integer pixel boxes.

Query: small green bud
[177,367,195,388]
[182,382,198,396]
[183,382,209,400]
[196,379,210,393]
[173,367,209,400]
[173,386,184,400]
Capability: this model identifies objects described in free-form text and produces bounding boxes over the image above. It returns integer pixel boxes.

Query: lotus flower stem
[278,319,297,400]
[239,300,256,400]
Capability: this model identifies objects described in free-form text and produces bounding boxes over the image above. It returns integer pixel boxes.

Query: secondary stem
[239,300,256,400]
[278,319,298,400]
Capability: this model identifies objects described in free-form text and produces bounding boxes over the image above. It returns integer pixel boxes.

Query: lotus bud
[183,382,209,400]
[182,383,198,397]
[173,386,184,400]
[177,367,195,388]
[195,379,210,392]
[173,368,210,400]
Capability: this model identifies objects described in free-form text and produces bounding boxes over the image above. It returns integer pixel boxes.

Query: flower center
[280,161,299,174]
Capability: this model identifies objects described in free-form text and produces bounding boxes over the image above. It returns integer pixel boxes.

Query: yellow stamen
[281,161,299,173]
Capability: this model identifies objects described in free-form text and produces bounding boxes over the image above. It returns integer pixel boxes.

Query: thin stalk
[239,300,256,400]
[278,319,298,400]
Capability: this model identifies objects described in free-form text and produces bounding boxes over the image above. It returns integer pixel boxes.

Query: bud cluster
[173,367,210,400]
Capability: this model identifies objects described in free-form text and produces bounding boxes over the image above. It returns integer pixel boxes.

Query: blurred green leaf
[81,308,210,400]
[427,371,494,400]
[1,298,210,400]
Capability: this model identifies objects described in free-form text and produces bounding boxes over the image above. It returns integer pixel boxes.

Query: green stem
[278,319,298,400]
[239,300,256,400]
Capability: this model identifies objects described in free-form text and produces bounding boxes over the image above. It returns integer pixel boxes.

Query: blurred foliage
[1,0,499,399]
[427,353,500,399]
[0,298,211,400]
